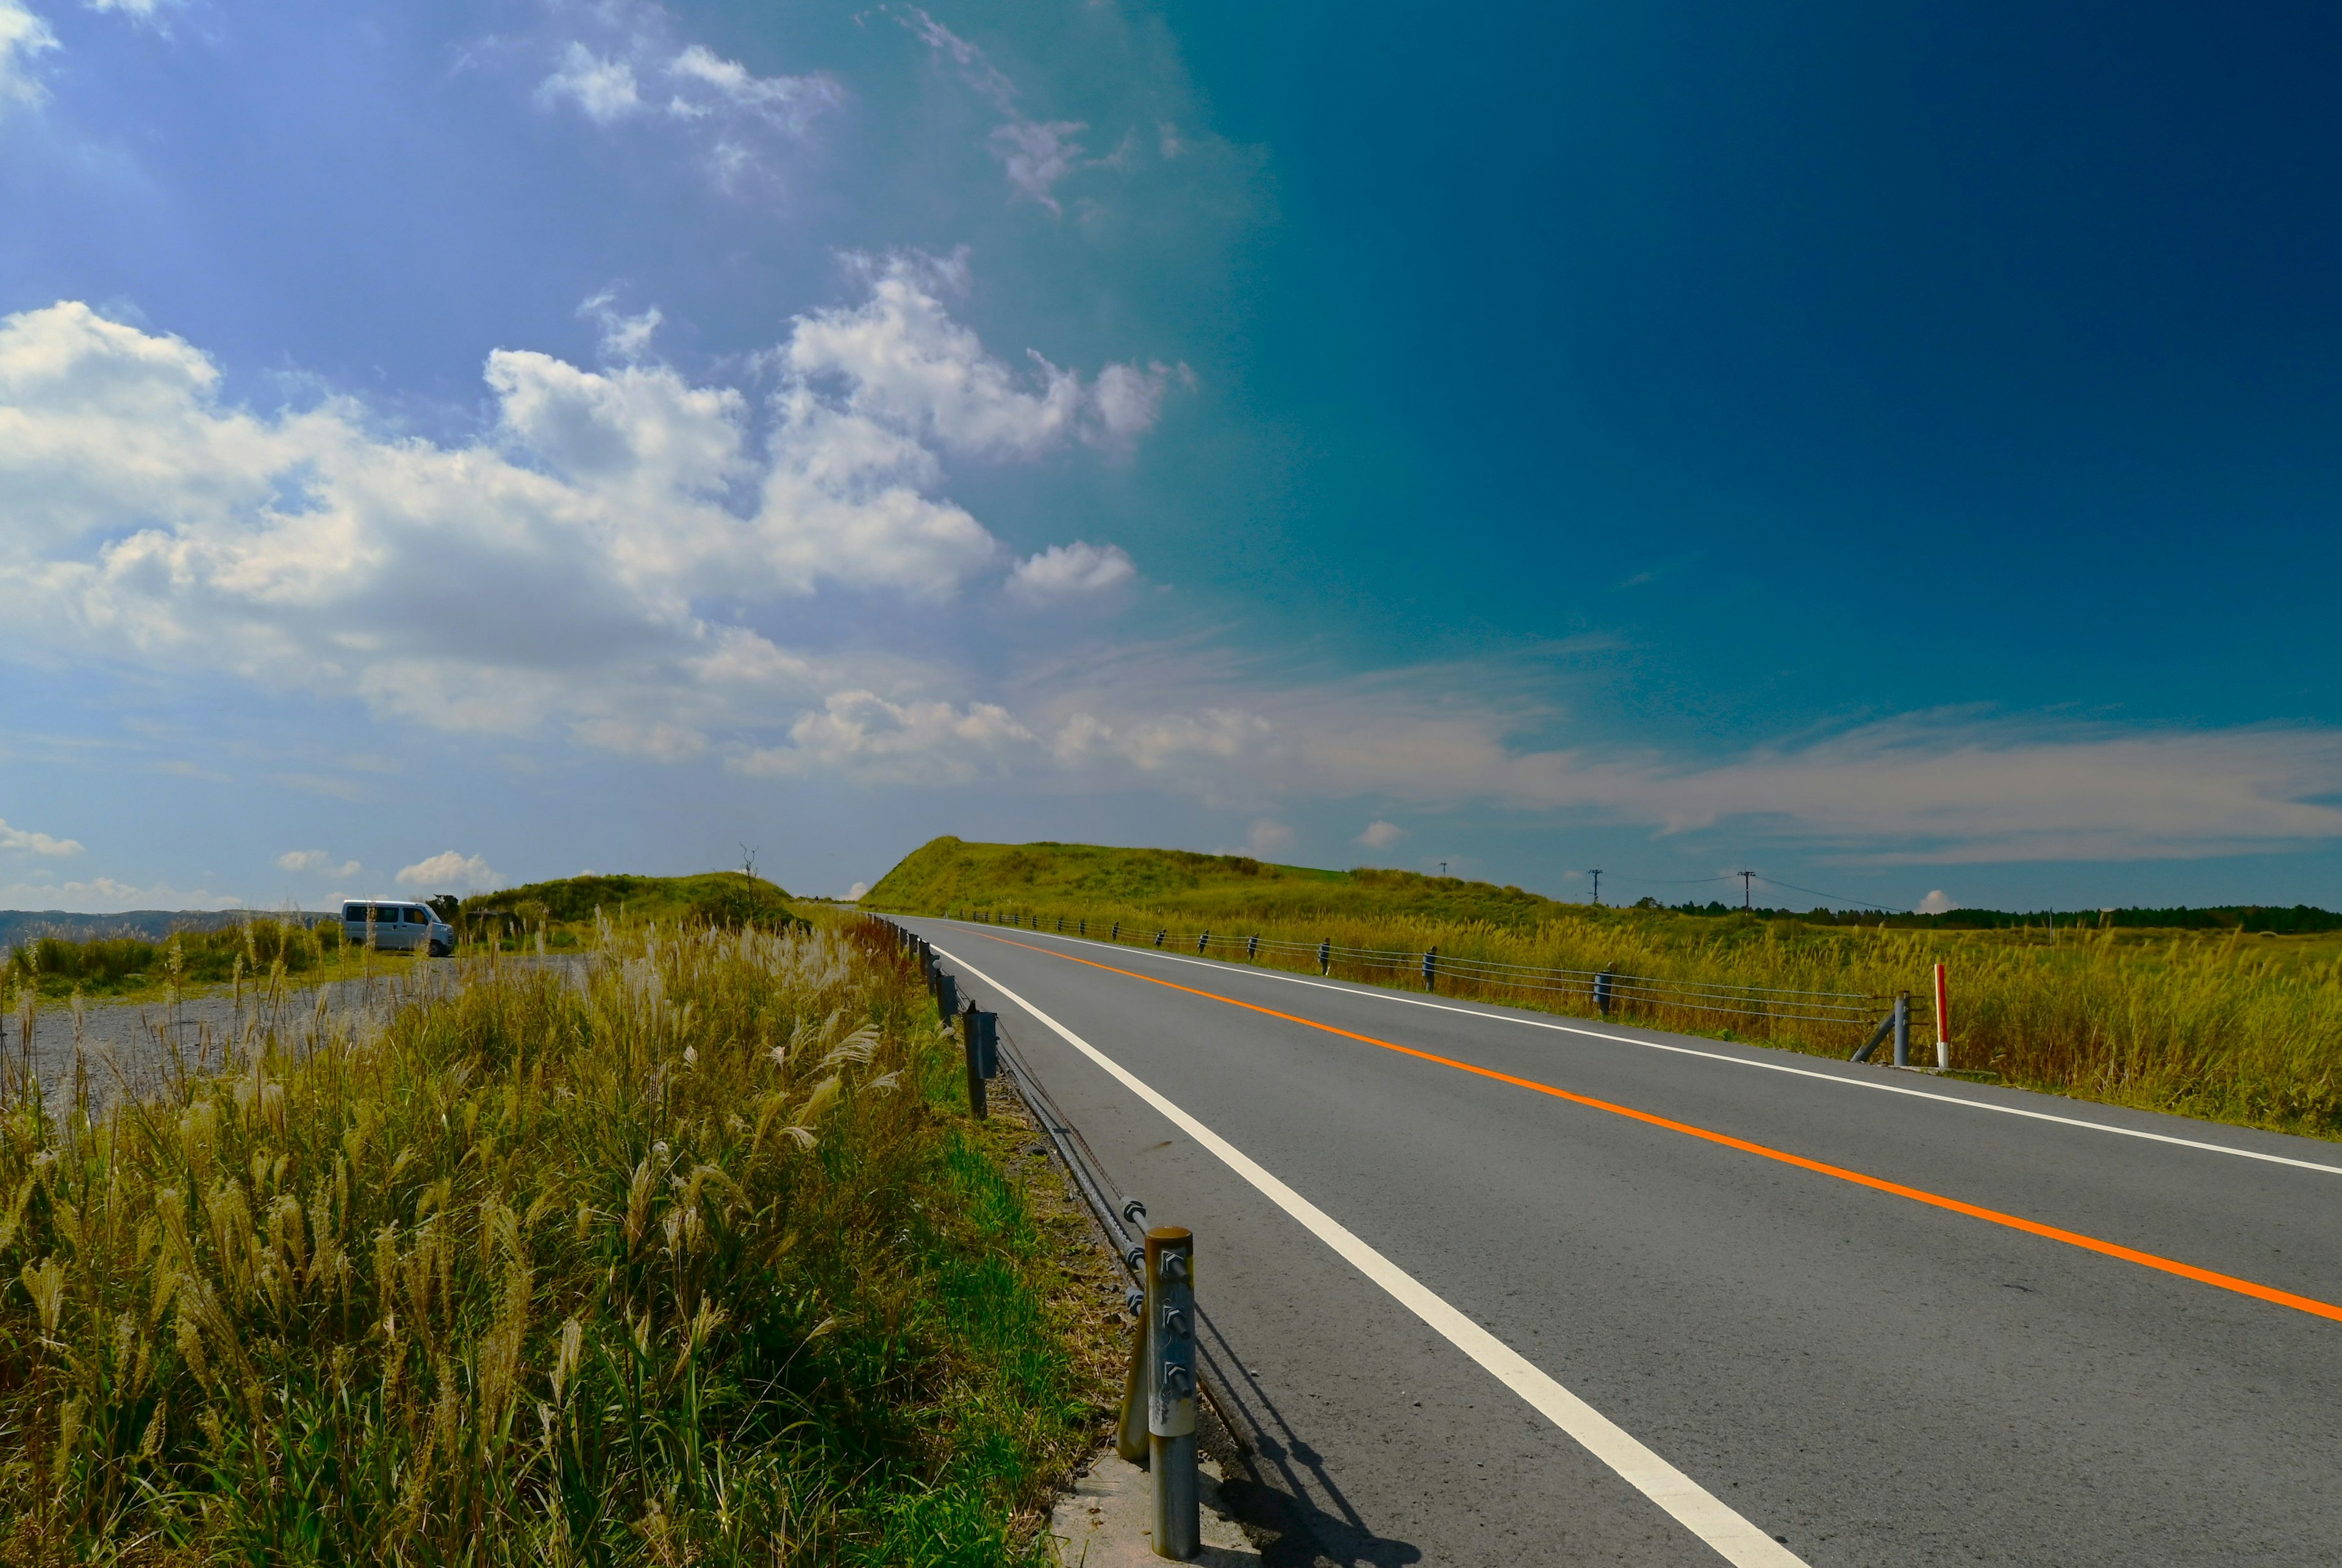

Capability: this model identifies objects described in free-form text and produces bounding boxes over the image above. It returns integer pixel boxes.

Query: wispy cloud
[529,1,842,187]
[0,876,240,912]
[276,849,362,877]
[0,0,57,115]
[0,817,82,857]
[901,8,1087,212]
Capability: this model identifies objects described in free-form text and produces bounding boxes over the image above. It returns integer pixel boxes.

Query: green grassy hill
[464,871,797,929]
[862,837,1571,927]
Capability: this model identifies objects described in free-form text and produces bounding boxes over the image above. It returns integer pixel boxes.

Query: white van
[342,901,454,956]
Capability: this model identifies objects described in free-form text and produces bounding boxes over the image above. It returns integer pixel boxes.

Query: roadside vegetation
[866,839,2342,1142]
[0,915,1113,1564]
[0,875,800,1004]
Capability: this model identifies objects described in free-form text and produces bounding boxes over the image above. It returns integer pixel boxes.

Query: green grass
[0,917,1109,1564]
[4,919,332,1002]
[868,838,2342,1142]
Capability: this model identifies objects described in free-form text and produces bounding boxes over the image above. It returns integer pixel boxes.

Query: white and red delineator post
[1933,962,1951,1070]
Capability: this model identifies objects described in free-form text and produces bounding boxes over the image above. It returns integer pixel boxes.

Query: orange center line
[970,928,2342,1325]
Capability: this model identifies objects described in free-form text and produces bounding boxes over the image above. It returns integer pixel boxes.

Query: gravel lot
[2,954,589,1120]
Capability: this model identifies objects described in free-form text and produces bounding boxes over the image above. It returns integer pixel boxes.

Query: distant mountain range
[0,909,327,952]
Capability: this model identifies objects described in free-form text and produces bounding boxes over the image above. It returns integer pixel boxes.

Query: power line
[1755,874,1899,911]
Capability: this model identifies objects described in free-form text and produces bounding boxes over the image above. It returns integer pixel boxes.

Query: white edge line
[941,921,2342,1180]
[937,943,1810,1568]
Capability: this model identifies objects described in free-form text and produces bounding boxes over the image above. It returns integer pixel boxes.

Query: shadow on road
[1198,1306,1423,1568]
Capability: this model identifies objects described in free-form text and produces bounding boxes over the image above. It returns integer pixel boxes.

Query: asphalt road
[901,917,2342,1568]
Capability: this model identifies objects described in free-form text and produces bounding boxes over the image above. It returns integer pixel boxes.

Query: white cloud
[787,252,1177,456]
[1009,541,1135,601]
[0,817,83,857]
[537,43,642,123]
[1355,819,1405,850]
[0,268,1166,748]
[0,0,56,114]
[1915,889,1958,915]
[1245,819,1292,857]
[275,849,361,876]
[845,880,868,900]
[87,0,181,18]
[396,850,500,890]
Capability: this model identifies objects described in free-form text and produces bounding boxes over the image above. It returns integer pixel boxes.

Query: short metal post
[961,1003,987,1119]
[1080,919,1087,936]
[1892,991,1911,1067]
[1594,964,1615,1016]
[936,972,958,1019]
[1422,947,1437,992]
[1317,939,1330,975]
[1146,1226,1199,1559]
[1111,922,1120,942]
[1155,929,1166,948]
[1247,934,1259,961]
[1198,930,1210,954]
[1933,963,1951,1070]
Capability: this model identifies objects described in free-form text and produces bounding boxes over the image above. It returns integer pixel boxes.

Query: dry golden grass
[0,917,1114,1565]
[958,901,2342,1141]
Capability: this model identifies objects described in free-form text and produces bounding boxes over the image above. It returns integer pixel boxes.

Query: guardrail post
[1145,1226,1199,1559]
[1317,939,1330,975]
[1422,947,1437,992]
[960,1002,989,1119]
[1891,990,1911,1067]
[1594,962,1616,1016]
[1112,922,1121,942]
[1247,934,1259,961]
[936,972,958,1019]
[1155,929,1166,948]
[1198,930,1210,955]
[1080,918,1087,936]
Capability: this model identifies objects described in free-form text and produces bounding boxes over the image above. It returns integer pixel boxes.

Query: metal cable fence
[954,906,1933,1034]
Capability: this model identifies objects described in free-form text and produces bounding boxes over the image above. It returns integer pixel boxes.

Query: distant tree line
[1660,900,2342,933]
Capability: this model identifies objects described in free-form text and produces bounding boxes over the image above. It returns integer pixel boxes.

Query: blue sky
[4,0,2342,914]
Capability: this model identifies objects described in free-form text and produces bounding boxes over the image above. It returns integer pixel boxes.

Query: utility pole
[1439,861,1448,877]
[1589,870,1603,905]
[1738,870,1755,910]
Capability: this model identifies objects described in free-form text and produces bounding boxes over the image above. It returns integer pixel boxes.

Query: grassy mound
[864,837,1566,928]
[464,873,798,933]
[0,920,1107,1563]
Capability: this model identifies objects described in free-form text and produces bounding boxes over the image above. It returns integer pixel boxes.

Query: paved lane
[903,918,2342,1567]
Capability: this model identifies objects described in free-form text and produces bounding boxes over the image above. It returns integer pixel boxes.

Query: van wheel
[428,940,451,958]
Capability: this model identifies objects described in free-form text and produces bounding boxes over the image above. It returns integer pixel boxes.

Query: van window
[370,904,395,923]
[343,903,363,922]
[406,907,428,924]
